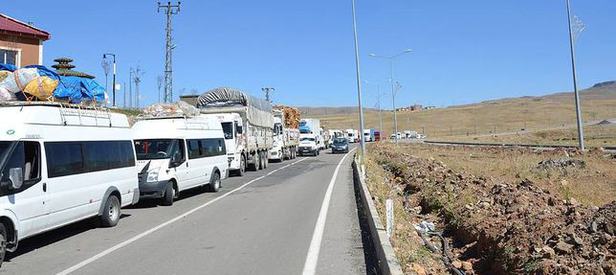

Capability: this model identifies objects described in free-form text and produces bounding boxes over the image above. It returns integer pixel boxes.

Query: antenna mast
[158,1,181,103]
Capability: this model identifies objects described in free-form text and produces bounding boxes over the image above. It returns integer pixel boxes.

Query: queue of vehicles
[0,85,393,266]
[0,87,338,267]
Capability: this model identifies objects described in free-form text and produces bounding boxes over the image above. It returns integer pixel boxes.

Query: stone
[554,241,573,254]
[410,263,426,275]
[462,261,473,271]
[452,260,462,269]
[569,198,579,206]
[571,233,584,246]
[542,246,555,258]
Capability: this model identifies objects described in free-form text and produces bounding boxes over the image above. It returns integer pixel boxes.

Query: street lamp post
[351,0,366,155]
[103,53,117,107]
[370,49,412,143]
[565,0,585,151]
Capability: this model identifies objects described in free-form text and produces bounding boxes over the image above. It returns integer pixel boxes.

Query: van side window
[0,141,41,188]
[201,139,226,157]
[46,141,135,178]
[187,140,200,159]
[46,143,84,178]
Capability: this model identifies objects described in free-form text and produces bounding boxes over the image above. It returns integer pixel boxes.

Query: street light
[364,80,385,134]
[103,53,117,107]
[351,0,366,155]
[370,49,412,143]
[565,0,585,151]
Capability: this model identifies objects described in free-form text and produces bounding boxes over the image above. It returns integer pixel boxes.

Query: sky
[2,0,615,108]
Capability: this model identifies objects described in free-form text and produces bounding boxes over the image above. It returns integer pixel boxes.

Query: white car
[299,134,319,156]
[132,116,228,206]
[0,102,139,266]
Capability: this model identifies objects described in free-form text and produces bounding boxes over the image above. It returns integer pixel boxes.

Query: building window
[0,49,18,66]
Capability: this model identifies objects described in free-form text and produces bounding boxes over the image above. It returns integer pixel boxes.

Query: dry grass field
[364,142,616,274]
[313,83,616,147]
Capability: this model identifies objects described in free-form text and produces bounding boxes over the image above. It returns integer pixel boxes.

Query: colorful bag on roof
[0,71,10,83]
[0,68,40,93]
[0,87,15,101]
[24,76,58,100]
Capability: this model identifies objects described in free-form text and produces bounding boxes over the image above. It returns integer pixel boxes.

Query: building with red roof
[0,13,50,67]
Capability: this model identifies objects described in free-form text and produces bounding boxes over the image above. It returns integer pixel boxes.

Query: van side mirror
[8,167,23,190]
[237,126,243,134]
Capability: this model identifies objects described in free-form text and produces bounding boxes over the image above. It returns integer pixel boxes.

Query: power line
[158,1,181,103]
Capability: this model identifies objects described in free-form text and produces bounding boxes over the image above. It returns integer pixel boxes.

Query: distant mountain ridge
[296,106,378,116]
[298,81,616,116]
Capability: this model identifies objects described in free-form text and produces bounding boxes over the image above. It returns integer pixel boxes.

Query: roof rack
[0,101,115,127]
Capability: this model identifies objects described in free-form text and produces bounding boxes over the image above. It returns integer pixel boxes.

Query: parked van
[132,116,228,206]
[0,102,139,265]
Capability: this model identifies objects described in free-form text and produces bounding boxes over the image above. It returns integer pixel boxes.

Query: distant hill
[312,80,616,138]
[300,81,616,117]
[296,106,378,116]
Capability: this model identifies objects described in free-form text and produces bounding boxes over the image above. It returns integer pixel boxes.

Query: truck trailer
[269,108,299,161]
[197,87,274,176]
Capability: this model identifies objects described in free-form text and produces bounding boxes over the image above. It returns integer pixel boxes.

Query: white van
[132,116,228,206]
[0,102,139,265]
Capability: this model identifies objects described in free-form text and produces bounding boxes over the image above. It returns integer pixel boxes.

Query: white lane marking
[302,148,356,275]
[58,158,308,275]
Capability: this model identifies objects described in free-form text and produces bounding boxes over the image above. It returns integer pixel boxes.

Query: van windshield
[221,122,234,140]
[134,139,177,160]
[300,137,315,142]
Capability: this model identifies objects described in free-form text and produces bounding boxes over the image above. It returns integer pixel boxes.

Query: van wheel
[0,223,6,267]
[100,195,121,227]
[208,172,221,192]
[161,182,175,206]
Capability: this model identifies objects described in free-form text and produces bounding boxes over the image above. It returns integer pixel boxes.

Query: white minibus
[0,102,139,265]
[132,116,228,206]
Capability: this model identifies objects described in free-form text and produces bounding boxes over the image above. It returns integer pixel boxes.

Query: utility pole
[158,1,181,103]
[129,68,133,108]
[370,49,412,144]
[262,87,275,103]
[157,75,164,103]
[133,67,143,108]
[351,0,366,155]
[103,53,116,106]
[565,0,585,151]
[123,81,127,108]
[376,84,383,133]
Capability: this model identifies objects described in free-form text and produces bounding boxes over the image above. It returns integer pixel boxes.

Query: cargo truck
[197,87,274,176]
[269,108,299,162]
[299,118,324,150]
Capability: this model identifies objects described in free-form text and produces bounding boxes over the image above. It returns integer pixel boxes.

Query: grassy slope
[311,85,616,146]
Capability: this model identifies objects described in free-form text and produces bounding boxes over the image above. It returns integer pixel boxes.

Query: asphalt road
[1,146,372,275]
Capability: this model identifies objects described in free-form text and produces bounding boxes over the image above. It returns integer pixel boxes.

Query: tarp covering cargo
[0,63,107,104]
[197,87,274,128]
[143,101,200,117]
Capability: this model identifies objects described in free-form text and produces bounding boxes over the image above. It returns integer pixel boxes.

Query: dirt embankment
[368,143,615,274]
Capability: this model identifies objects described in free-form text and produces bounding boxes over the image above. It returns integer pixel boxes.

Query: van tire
[0,223,6,267]
[161,182,175,206]
[100,195,121,227]
[208,172,221,192]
